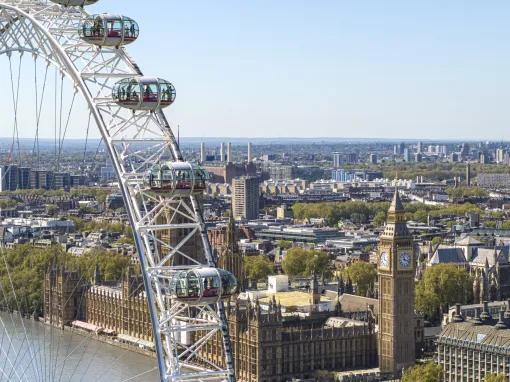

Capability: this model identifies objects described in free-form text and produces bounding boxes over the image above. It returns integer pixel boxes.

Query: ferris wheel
[0,1,236,381]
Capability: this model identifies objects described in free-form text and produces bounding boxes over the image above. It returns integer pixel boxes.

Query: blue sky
[3,0,510,139]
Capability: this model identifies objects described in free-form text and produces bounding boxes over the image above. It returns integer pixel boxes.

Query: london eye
[0,0,236,381]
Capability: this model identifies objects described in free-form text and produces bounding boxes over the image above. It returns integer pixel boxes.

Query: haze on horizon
[0,0,509,140]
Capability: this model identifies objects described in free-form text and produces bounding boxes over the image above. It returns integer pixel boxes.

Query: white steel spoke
[0,1,236,382]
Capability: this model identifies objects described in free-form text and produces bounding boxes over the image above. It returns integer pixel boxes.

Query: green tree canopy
[244,255,274,282]
[0,244,132,316]
[447,186,488,199]
[373,211,387,226]
[281,248,331,279]
[484,373,507,382]
[401,361,443,382]
[342,261,377,297]
[276,240,293,250]
[415,264,473,321]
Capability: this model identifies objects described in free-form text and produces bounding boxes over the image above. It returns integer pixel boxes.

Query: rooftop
[259,291,333,308]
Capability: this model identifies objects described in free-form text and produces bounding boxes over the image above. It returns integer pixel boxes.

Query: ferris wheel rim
[0,2,236,381]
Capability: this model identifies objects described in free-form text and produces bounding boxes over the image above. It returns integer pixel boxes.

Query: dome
[112,77,176,111]
[145,161,208,196]
[170,268,238,305]
[79,14,139,47]
[50,0,98,6]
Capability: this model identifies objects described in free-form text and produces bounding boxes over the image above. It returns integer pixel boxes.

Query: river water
[0,312,159,382]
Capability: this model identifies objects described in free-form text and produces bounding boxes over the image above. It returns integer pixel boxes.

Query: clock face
[379,251,390,269]
[399,252,412,268]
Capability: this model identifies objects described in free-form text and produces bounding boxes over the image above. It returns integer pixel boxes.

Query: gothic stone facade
[43,267,152,341]
[43,267,87,328]
[208,216,246,291]
[200,300,377,382]
[84,270,152,341]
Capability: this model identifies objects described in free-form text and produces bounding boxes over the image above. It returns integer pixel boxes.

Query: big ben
[378,188,415,375]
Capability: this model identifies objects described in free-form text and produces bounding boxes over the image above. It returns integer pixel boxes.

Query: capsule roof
[51,0,98,6]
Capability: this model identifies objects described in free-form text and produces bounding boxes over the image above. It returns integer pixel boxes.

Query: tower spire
[389,187,404,213]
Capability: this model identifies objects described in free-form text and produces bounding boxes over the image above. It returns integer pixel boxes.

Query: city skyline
[1,0,510,140]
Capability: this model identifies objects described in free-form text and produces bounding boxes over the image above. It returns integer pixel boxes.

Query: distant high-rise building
[479,152,486,164]
[232,176,259,221]
[200,142,206,163]
[332,152,357,167]
[269,165,295,180]
[100,160,115,182]
[414,153,422,162]
[247,142,253,162]
[417,141,422,154]
[466,162,471,187]
[460,142,470,159]
[18,167,31,189]
[54,172,71,190]
[220,143,225,162]
[333,152,342,168]
[369,154,377,164]
[227,142,232,163]
[0,164,18,192]
[70,174,86,188]
[496,148,506,164]
[331,169,355,182]
[403,148,410,162]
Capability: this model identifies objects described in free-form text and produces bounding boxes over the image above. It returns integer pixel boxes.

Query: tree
[276,240,292,250]
[373,211,387,227]
[46,204,59,216]
[484,374,507,382]
[0,244,131,316]
[431,236,442,247]
[244,256,274,282]
[401,362,443,382]
[281,248,310,277]
[281,248,331,279]
[305,251,333,280]
[415,264,473,321]
[342,261,377,296]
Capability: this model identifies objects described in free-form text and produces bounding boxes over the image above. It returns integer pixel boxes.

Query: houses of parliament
[44,195,418,381]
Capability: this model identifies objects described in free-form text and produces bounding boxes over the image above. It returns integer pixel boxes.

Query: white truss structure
[0,1,235,381]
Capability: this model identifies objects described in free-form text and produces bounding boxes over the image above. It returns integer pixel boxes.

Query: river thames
[0,312,159,381]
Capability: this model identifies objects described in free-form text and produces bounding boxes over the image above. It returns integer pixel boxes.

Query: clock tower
[377,188,415,375]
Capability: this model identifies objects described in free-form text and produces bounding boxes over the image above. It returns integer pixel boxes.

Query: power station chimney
[466,162,471,187]
[200,142,206,163]
[227,142,232,163]
[247,142,253,162]
[220,143,225,162]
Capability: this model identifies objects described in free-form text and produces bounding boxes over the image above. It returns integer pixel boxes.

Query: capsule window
[124,20,139,41]
[159,81,176,106]
[142,84,159,103]
[81,18,104,41]
[202,276,221,298]
[107,20,123,38]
